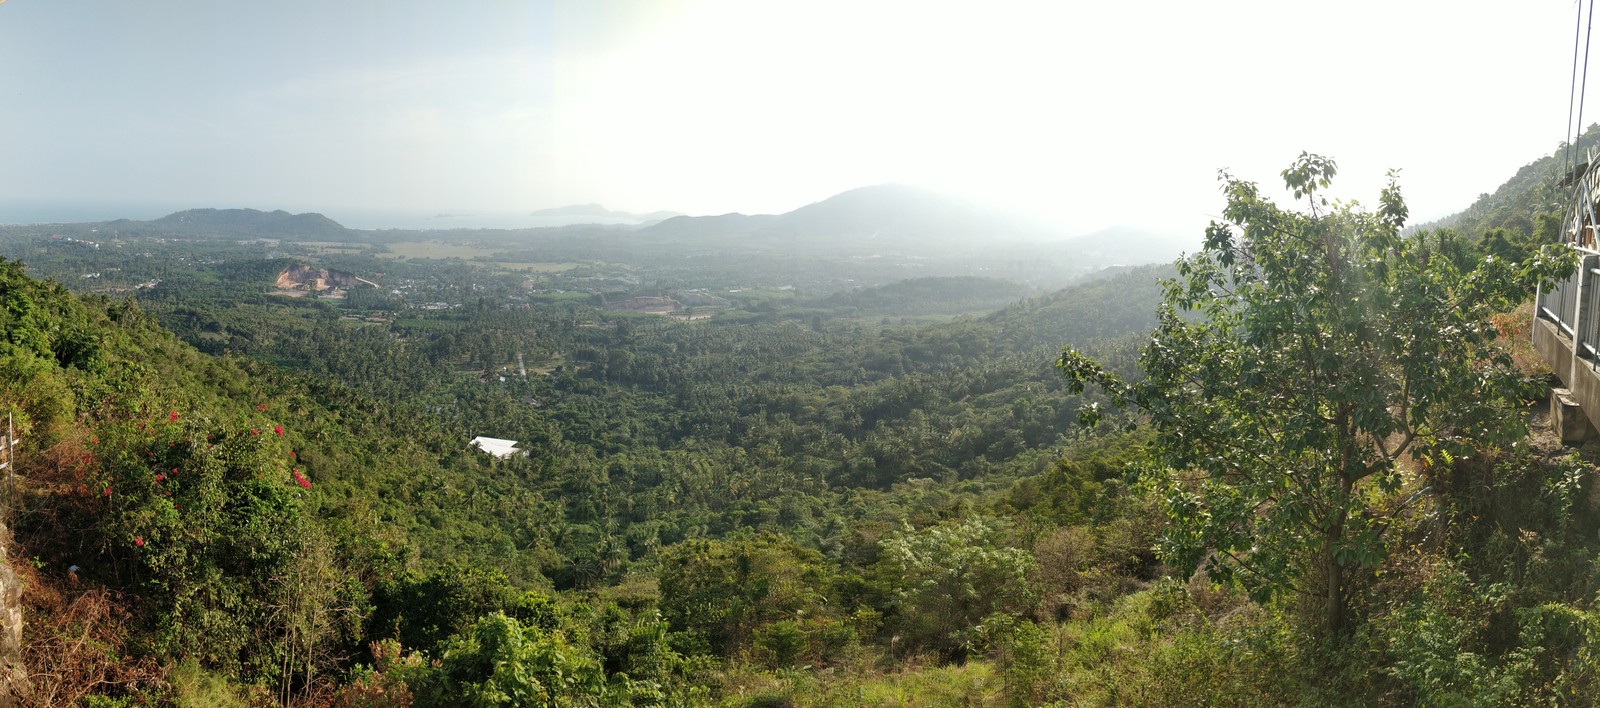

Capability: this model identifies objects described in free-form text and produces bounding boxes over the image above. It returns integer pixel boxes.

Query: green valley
[0,134,1596,705]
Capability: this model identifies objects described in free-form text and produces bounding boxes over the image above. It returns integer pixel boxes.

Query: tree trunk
[1324,520,1345,637]
[1324,475,1353,638]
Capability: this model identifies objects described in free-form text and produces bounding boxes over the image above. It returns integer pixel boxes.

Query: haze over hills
[42,184,1199,281]
[528,203,684,225]
[638,212,782,239]
[633,183,1197,273]
[1059,225,1203,266]
[641,183,1065,248]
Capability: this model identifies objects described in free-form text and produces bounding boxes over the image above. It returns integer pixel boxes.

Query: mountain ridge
[142,207,349,237]
[638,183,1055,248]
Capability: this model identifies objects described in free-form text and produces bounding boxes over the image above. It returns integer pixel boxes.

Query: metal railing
[1538,257,1600,363]
[1538,145,1600,362]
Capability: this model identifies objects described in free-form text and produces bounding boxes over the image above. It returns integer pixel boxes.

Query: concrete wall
[1535,317,1600,439]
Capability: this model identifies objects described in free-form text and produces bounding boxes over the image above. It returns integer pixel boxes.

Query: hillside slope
[0,257,577,700]
[1419,122,1600,242]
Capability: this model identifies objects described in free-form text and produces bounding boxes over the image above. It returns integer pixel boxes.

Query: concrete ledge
[1553,387,1592,444]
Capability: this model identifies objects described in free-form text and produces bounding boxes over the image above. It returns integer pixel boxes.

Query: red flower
[154,473,165,482]
[289,451,296,458]
[103,487,111,497]
[81,455,91,464]
[251,429,259,436]
[169,411,179,422]
[292,469,312,489]
[171,468,178,474]
[274,425,284,436]
[135,536,144,547]
[89,437,98,445]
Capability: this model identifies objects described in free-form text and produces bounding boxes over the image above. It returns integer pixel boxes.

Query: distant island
[528,204,682,224]
[139,208,350,238]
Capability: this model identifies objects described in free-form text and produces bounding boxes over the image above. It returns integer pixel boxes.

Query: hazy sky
[0,1,1586,233]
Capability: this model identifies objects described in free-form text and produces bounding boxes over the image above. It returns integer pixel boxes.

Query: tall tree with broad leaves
[1058,153,1574,637]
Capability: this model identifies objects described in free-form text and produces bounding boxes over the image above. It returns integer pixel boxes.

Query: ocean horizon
[0,201,650,231]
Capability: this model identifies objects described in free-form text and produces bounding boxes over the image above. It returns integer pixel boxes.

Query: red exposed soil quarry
[275,264,377,293]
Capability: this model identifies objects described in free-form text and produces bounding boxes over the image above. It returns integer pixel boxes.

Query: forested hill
[0,239,1176,702]
[120,208,350,238]
[640,183,1051,247]
[0,255,614,700]
[1418,122,1600,242]
[818,276,1038,316]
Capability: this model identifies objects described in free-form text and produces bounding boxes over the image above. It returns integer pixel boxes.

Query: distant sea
[0,200,190,226]
[0,201,647,231]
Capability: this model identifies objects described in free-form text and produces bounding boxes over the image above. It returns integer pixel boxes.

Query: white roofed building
[469,436,521,459]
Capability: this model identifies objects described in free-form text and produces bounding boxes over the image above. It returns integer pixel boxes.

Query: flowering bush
[76,412,332,679]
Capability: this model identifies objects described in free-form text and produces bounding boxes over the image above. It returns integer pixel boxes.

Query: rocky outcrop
[0,519,25,706]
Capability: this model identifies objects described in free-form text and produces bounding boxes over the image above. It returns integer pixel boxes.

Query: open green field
[295,241,369,254]
[528,291,594,303]
[492,261,582,273]
[378,240,501,260]
[374,241,582,273]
